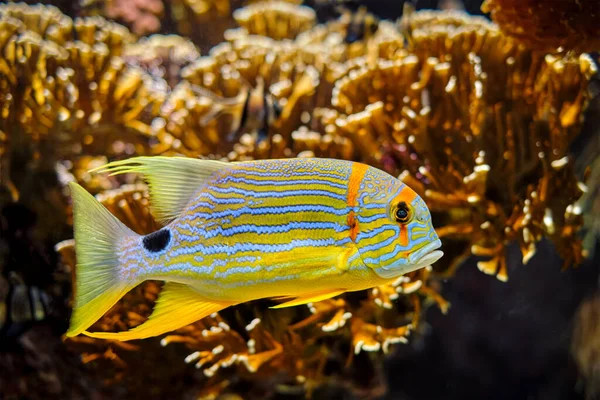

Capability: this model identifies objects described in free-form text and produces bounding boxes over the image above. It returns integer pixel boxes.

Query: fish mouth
[372,238,443,279]
[408,238,443,266]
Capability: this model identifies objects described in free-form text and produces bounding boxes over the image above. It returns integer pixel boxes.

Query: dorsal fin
[91,156,230,223]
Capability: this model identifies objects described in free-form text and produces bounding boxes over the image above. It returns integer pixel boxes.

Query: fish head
[355,172,443,279]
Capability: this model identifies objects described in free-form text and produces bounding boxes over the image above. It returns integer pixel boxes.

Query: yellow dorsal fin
[82,282,234,341]
[270,289,346,309]
[90,156,230,223]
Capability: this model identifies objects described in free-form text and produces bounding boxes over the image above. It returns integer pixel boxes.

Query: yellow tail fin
[66,182,138,337]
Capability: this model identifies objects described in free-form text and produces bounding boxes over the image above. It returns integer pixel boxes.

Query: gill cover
[355,178,441,277]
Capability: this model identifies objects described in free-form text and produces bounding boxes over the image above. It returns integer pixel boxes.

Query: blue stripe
[184,193,246,212]
[357,213,388,223]
[362,235,428,259]
[198,192,246,204]
[236,169,348,181]
[170,237,352,257]
[238,160,352,176]
[182,204,352,220]
[357,225,399,242]
[209,186,347,201]
[220,175,348,190]
[358,230,398,255]
[177,221,348,240]
[203,221,348,238]
[364,248,407,265]
[363,203,388,210]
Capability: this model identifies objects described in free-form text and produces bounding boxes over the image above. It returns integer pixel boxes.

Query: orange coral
[3,3,598,399]
[155,34,319,158]
[105,0,164,35]
[481,0,600,52]
[317,11,596,280]
[0,4,164,204]
[123,34,200,88]
[232,1,316,40]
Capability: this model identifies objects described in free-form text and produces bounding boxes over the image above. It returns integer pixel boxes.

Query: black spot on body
[143,229,171,252]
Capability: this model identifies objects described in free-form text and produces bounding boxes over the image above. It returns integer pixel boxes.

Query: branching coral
[169,0,233,51]
[481,0,600,53]
[317,11,596,280]
[296,7,402,62]
[105,0,164,35]
[123,34,200,89]
[157,265,448,397]
[0,4,164,205]
[72,16,134,55]
[232,1,316,40]
[0,16,72,204]
[78,0,164,36]
[154,34,319,158]
[0,18,70,142]
[3,2,599,399]
[0,2,73,43]
[58,40,163,156]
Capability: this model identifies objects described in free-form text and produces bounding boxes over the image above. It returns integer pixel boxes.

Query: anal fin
[270,289,346,309]
[83,283,234,341]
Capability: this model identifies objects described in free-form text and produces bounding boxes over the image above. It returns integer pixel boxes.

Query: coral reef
[169,0,234,52]
[232,1,316,40]
[123,34,200,89]
[481,0,600,53]
[104,0,164,35]
[316,10,596,280]
[0,2,163,203]
[155,33,320,159]
[1,2,598,399]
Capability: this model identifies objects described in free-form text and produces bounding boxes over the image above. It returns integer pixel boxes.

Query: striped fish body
[66,156,443,341]
[130,158,389,301]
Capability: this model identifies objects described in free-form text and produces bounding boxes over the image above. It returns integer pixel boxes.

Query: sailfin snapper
[66,156,443,341]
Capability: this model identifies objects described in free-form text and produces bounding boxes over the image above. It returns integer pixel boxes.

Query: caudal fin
[66,182,138,337]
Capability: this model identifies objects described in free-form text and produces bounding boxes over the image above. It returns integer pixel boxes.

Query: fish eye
[394,202,412,224]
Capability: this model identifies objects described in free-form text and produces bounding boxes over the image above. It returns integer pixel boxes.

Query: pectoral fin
[83,283,234,341]
[270,289,346,309]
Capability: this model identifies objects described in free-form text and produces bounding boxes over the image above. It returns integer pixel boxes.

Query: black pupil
[396,207,408,221]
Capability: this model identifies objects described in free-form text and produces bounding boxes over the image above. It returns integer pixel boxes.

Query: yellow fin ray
[90,156,230,223]
[270,289,346,309]
[66,182,138,337]
[83,282,234,341]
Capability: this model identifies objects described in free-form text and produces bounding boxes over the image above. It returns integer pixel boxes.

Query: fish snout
[408,238,443,265]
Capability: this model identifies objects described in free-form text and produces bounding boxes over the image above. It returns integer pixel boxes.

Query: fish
[65,156,443,341]
[342,6,379,44]
[1,272,52,339]
[194,77,281,144]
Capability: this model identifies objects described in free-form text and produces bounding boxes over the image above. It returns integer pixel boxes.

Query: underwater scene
[1,0,600,399]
